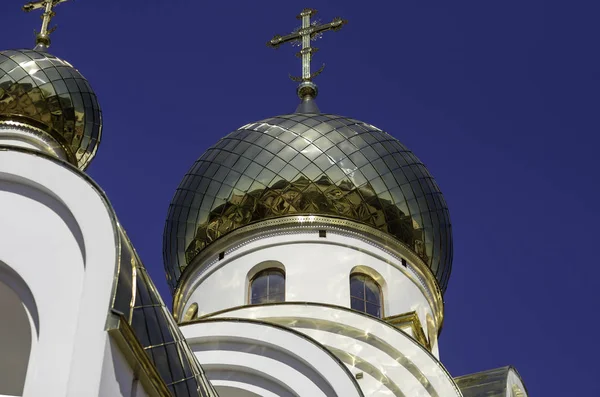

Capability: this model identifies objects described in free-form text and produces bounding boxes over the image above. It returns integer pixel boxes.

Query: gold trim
[326,345,405,397]
[512,384,525,397]
[248,268,286,305]
[384,311,430,351]
[454,366,528,397]
[269,316,441,397]
[350,272,384,318]
[0,116,77,166]
[182,317,365,397]
[173,215,444,333]
[188,302,460,397]
[509,366,529,397]
[262,316,439,397]
[107,312,172,397]
[183,302,199,322]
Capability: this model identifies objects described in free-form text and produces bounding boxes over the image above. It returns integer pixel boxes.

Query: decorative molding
[183,303,199,322]
[182,317,365,397]
[193,303,432,353]
[193,302,456,397]
[384,311,430,351]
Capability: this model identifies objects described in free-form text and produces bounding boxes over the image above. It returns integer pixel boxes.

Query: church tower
[0,3,217,396]
[0,0,101,169]
[164,8,529,397]
[0,2,530,396]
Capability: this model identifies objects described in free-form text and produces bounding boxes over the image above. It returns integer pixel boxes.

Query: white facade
[178,230,440,336]
[0,143,528,396]
[0,148,120,396]
[0,146,207,397]
[174,220,457,396]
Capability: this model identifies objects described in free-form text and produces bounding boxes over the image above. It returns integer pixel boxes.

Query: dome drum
[171,213,446,328]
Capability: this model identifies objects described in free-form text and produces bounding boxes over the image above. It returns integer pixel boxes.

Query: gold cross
[267,8,347,85]
[22,0,70,49]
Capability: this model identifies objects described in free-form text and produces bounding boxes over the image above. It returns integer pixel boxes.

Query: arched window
[250,269,285,304]
[350,273,382,318]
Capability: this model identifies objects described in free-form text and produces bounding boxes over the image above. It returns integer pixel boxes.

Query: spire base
[295,82,320,114]
[297,81,318,99]
[35,33,51,50]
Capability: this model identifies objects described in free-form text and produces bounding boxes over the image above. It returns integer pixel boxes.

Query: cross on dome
[267,8,347,100]
[22,0,70,50]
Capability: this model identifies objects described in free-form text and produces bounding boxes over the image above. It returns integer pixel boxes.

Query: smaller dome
[0,49,102,169]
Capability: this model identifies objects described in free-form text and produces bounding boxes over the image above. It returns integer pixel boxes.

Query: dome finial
[267,8,347,106]
[22,0,70,50]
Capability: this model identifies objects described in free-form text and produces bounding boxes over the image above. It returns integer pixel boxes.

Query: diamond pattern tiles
[0,49,102,169]
[113,227,217,396]
[164,113,452,294]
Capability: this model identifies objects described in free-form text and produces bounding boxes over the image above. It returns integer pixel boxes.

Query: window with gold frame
[350,273,383,318]
[249,269,285,304]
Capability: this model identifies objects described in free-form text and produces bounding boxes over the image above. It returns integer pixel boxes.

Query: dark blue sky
[3,1,599,395]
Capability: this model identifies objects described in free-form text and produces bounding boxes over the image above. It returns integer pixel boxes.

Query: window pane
[267,293,285,303]
[364,279,380,304]
[251,269,285,305]
[251,275,268,304]
[350,276,365,299]
[366,302,381,318]
[350,297,364,312]
[269,273,285,295]
[350,274,382,318]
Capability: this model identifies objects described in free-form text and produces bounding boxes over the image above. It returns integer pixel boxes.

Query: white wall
[0,277,33,396]
[0,173,86,395]
[207,305,461,397]
[183,320,363,397]
[99,337,149,397]
[0,149,134,396]
[182,231,437,341]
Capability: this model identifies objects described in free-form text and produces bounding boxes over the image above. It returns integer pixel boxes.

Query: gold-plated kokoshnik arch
[163,113,453,294]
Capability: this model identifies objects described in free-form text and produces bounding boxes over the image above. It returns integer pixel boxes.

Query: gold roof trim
[181,317,365,397]
[454,366,529,397]
[193,302,456,397]
[111,225,218,396]
[325,345,403,397]
[173,214,444,332]
[384,311,430,351]
[0,117,77,165]
[107,311,172,397]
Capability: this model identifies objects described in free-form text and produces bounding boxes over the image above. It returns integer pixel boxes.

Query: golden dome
[0,49,101,169]
[164,113,453,293]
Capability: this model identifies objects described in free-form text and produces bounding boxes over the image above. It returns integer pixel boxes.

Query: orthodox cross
[267,8,347,87]
[22,0,70,49]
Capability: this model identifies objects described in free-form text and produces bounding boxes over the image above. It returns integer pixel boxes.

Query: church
[0,2,529,396]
